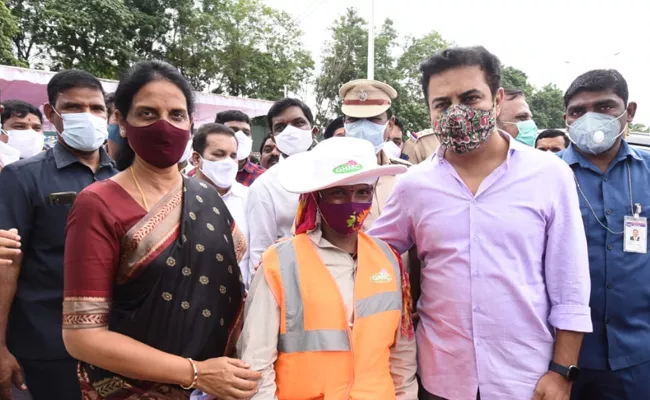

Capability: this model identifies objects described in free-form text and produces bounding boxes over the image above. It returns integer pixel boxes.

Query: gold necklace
[130,167,150,211]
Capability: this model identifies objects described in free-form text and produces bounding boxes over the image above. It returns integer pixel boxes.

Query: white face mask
[344,119,389,153]
[274,125,313,156]
[235,130,253,161]
[0,142,21,166]
[382,140,402,159]
[2,129,44,159]
[201,157,238,189]
[178,137,193,163]
[54,109,108,152]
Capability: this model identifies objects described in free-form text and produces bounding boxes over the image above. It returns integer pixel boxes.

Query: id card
[624,215,647,254]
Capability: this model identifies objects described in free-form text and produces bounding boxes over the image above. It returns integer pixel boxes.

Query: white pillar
[367,0,375,80]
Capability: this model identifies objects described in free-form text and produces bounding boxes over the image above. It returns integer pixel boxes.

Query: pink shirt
[368,133,592,400]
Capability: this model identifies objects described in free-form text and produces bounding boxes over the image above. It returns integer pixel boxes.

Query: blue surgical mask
[344,119,388,153]
[512,120,538,147]
[567,112,626,155]
[107,123,125,147]
[53,107,108,152]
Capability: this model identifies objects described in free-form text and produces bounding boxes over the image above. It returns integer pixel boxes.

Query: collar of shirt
[431,129,524,168]
[53,142,114,170]
[222,181,248,200]
[561,140,643,173]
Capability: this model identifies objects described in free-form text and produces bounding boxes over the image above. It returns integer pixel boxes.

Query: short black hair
[114,60,195,171]
[47,69,105,106]
[267,98,314,129]
[192,123,236,156]
[420,46,501,104]
[1,100,43,125]
[504,89,525,101]
[259,132,274,154]
[215,110,251,125]
[535,129,569,148]
[393,117,405,133]
[564,69,629,107]
[105,92,115,118]
[324,116,344,139]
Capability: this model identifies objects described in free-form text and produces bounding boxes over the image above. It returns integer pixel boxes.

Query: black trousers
[18,358,81,400]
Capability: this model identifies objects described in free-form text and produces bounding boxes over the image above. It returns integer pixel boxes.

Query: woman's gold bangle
[180,357,199,390]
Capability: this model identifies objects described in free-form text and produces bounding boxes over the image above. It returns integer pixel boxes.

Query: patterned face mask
[433,104,497,154]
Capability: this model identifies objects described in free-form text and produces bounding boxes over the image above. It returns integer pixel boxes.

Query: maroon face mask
[125,120,190,169]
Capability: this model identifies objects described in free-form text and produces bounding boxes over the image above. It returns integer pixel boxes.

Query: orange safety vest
[262,231,402,400]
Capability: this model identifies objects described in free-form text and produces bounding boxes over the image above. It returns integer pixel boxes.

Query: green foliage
[630,123,650,133]
[501,66,534,98]
[529,84,565,129]
[314,8,452,133]
[5,0,313,96]
[0,1,25,67]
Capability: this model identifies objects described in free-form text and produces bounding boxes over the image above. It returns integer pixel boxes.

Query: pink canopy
[0,65,273,131]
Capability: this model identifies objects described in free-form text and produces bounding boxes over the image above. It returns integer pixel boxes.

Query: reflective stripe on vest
[275,236,402,354]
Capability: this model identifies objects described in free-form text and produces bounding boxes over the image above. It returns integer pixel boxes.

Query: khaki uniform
[403,129,440,165]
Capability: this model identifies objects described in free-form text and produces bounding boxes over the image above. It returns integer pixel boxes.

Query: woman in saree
[61,60,262,399]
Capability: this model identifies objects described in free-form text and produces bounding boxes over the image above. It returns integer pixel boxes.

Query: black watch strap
[549,361,580,381]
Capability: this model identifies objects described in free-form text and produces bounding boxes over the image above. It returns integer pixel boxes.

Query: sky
[262,0,650,126]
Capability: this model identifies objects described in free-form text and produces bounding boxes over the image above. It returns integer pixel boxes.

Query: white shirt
[245,163,299,274]
[220,181,251,287]
[0,142,20,168]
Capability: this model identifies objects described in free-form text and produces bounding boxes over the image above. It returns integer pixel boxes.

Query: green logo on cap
[333,160,363,174]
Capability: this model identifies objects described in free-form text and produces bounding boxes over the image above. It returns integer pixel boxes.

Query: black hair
[504,89,525,100]
[114,60,195,171]
[535,129,569,148]
[1,100,43,125]
[564,69,628,107]
[420,46,502,105]
[105,92,115,118]
[266,98,314,129]
[393,117,404,133]
[192,123,236,156]
[323,116,344,139]
[215,110,251,125]
[259,132,274,154]
[47,69,105,106]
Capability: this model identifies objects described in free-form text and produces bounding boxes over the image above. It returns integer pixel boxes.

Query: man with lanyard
[339,79,410,227]
[245,98,317,274]
[560,69,650,399]
[368,46,592,400]
[190,123,252,288]
[0,69,116,400]
[238,136,417,399]
[215,110,265,187]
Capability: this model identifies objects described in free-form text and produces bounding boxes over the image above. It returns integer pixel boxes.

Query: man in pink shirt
[368,46,593,400]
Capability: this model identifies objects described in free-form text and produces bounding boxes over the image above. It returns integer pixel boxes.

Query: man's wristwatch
[549,361,580,381]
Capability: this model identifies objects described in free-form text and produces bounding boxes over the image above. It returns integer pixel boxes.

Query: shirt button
[606,209,612,215]
[473,236,479,241]
[473,307,480,312]
[607,283,613,289]
[604,177,608,182]
[472,271,479,277]
[605,317,611,324]
[472,199,477,204]
[607,244,613,250]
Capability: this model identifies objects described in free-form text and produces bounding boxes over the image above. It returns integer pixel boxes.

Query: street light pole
[367,0,375,80]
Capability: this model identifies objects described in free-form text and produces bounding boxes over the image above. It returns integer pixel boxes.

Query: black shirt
[0,142,117,360]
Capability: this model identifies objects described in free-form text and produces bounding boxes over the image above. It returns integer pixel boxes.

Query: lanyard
[574,161,635,235]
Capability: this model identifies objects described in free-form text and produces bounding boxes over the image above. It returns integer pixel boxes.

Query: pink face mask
[318,198,372,235]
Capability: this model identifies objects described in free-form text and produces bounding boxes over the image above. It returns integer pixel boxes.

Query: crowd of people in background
[0,44,648,400]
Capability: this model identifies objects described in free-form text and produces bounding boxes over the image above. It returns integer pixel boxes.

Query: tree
[0,0,25,67]
[529,84,565,129]
[395,31,452,133]
[501,66,534,97]
[630,123,650,133]
[313,8,368,126]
